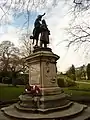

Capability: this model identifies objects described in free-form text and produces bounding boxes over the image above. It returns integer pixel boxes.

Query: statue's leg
[35,32,39,46]
[32,28,36,44]
[36,39,38,46]
[30,36,34,44]
[40,41,42,47]
[32,39,34,44]
[44,43,47,48]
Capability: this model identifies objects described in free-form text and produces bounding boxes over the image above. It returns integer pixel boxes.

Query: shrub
[57,77,65,87]
[2,77,12,84]
[57,75,76,87]
[65,78,76,87]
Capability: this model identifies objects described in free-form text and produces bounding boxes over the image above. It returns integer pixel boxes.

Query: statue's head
[42,19,46,24]
[37,15,42,21]
[42,19,47,26]
[37,13,45,21]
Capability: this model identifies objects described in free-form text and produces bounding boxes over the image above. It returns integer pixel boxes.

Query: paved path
[75,81,90,84]
[0,83,24,87]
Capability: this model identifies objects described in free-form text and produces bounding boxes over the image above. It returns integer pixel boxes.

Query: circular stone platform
[1,102,87,120]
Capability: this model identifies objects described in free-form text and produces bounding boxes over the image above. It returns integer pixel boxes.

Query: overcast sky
[0,0,90,72]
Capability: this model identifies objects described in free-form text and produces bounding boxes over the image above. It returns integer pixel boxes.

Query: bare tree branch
[0,0,59,30]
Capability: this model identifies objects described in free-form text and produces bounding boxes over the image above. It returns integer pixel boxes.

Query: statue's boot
[32,39,34,44]
[35,40,38,46]
[30,36,35,44]
[30,36,34,39]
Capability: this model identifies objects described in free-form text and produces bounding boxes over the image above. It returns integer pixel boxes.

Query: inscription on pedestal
[29,64,40,85]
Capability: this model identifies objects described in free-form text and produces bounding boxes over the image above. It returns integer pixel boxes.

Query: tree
[66,19,90,53]
[0,41,20,72]
[87,63,90,80]
[0,0,59,29]
[75,65,86,80]
[65,0,90,55]
[19,33,32,57]
[70,64,76,75]
[66,64,76,81]
[0,40,28,85]
[73,0,90,11]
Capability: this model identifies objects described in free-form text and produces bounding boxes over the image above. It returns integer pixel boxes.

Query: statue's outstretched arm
[42,13,45,17]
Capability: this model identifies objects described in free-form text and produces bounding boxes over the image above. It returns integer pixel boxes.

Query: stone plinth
[26,48,59,88]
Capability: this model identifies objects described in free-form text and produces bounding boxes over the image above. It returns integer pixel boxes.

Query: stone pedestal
[27,48,58,88]
[1,47,90,120]
[24,47,70,110]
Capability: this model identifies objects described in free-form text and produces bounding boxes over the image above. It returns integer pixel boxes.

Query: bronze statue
[30,13,45,46]
[40,19,50,48]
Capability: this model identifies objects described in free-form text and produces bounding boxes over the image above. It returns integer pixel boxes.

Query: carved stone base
[1,102,89,120]
[17,87,71,111]
[1,86,89,120]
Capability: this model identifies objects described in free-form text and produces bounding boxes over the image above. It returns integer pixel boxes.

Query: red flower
[25,85,41,96]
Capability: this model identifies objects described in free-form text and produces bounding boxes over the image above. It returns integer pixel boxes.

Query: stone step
[1,102,87,120]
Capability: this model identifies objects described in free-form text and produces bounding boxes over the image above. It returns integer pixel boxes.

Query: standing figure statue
[40,19,50,48]
[30,13,45,46]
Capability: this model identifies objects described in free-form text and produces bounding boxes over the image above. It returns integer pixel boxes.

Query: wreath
[25,84,41,96]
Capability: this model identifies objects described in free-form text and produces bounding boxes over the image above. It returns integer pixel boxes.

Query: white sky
[0,1,90,73]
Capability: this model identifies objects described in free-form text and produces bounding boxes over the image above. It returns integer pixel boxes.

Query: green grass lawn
[69,83,90,91]
[64,88,90,96]
[1,82,90,101]
[0,85,24,101]
[77,80,90,82]
[63,82,90,97]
